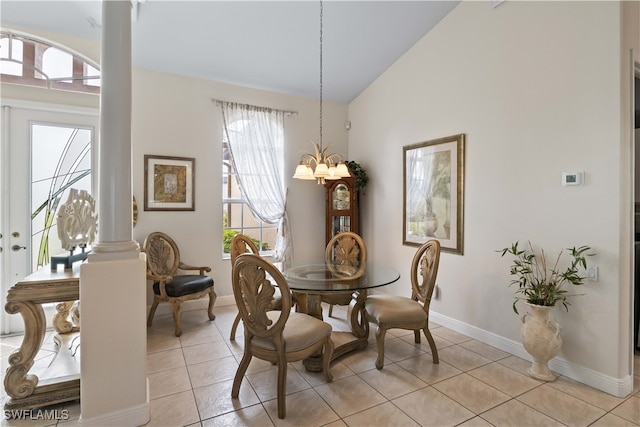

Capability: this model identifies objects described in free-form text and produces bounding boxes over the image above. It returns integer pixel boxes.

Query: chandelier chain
[319,0,323,147]
[292,0,350,184]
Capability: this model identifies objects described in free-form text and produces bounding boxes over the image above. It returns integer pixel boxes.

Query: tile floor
[1,303,639,426]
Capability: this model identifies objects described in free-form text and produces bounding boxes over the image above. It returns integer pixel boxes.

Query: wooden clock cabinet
[325,174,359,244]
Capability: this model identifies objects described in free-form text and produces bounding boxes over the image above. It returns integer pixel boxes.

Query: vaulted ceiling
[0,1,460,103]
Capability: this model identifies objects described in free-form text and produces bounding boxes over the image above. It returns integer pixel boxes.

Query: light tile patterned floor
[1,304,639,427]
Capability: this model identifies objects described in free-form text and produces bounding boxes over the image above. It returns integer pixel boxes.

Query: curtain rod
[212,98,298,117]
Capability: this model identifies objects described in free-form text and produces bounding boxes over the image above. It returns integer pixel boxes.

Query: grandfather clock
[325,174,359,244]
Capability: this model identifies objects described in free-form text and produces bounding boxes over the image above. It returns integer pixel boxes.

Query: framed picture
[144,155,195,211]
[403,134,465,254]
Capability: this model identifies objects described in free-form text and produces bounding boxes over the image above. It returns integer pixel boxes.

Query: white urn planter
[521,302,562,381]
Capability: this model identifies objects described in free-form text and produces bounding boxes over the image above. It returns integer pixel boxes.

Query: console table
[3,265,81,410]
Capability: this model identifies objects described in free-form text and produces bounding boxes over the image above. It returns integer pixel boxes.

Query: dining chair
[231,253,334,419]
[229,234,284,340]
[364,239,441,370]
[143,231,216,337]
[323,231,367,317]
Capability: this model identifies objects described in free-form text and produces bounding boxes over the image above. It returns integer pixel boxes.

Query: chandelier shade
[293,1,350,185]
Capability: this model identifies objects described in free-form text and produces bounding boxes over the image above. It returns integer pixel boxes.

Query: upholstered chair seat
[364,295,426,324]
[251,311,332,352]
[152,275,213,297]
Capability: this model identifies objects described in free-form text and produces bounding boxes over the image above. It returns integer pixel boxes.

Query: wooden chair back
[323,232,367,314]
[325,231,367,267]
[232,253,292,338]
[144,231,181,278]
[230,234,259,264]
[411,239,441,310]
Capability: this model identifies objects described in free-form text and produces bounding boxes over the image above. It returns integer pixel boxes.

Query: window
[1,30,100,94]
[31,123,93,269]
[222,137,279,257]
[219,103,289,261]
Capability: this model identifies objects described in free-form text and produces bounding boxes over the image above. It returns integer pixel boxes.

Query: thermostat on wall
[562,171,584,186]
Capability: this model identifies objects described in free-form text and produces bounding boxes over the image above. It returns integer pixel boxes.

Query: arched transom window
[0,30,100,94]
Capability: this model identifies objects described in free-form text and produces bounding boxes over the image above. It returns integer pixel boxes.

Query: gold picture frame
[144,155,195,211]
[403,134,464,254]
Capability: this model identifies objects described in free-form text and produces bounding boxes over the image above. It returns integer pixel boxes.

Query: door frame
[631,51,639,375]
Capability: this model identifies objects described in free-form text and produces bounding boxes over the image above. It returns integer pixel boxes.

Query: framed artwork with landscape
[144,155,195,211]
[403,134,465,254]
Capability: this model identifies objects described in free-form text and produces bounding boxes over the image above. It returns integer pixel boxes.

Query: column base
[89,240,140,262]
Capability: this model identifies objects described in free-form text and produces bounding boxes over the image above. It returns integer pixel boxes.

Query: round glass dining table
[282,261,400,371]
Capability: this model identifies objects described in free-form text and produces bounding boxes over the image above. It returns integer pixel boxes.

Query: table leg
[53,301,80,334]
[348,290,370,338]
[3,301,46,399]
[303,294,323,320]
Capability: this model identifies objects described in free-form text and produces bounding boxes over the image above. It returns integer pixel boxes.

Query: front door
[1,104,98,333]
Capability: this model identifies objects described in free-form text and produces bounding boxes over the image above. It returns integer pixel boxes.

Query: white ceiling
[0,1,460,103]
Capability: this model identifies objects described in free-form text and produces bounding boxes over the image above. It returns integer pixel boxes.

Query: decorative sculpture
[51,188,98,271]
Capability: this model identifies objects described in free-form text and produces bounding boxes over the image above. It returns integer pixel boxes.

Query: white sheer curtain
[220,102,292,264]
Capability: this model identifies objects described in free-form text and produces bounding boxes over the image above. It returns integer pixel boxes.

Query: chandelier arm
[324,153,344,165]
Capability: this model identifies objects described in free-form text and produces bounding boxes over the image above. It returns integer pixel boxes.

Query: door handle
[11,245,26,251]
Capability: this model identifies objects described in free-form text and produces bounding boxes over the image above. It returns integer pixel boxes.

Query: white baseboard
[79,400,149,427]
[430,311,634,398]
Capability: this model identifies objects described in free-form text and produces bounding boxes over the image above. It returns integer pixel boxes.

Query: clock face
[333,184,350,210]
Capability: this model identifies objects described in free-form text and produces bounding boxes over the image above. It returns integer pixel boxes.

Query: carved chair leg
[322,338,334,383]
[375,325,387,370]
[423,327,439,364]
[414,329,421,344]
[207,288,217,321]
[147,299,160,327]
[232,352,252,399]
[171,300,183,337]
[276,354,287,419]
[230,313,241,340]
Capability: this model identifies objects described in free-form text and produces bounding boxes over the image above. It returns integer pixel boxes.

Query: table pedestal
[298,290,370,372]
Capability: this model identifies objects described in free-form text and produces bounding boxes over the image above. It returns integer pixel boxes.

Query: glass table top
[282,261,400,293]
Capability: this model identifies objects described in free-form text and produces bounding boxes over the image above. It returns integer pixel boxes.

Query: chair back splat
[411,239,441,305]
[228,234,285,340]
[323,231,367,317]
[231,253,333,419]
[143,231,216,337]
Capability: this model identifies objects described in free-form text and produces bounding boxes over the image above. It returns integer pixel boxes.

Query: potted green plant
[345,160,368,194]
[497,240,594,381]
[498,241,594,314]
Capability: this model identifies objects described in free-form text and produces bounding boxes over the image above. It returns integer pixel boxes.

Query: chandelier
[293,1,350,185]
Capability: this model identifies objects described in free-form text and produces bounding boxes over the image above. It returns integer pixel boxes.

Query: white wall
[130,68,348,303]
[348,0,633,393]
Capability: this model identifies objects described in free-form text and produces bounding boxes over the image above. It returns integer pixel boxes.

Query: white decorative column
[80,1,149,425]
[90,0,139,259]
